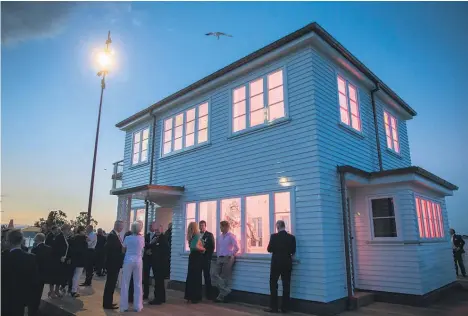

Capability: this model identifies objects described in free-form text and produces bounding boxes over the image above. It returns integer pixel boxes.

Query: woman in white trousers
[120,222,145,312]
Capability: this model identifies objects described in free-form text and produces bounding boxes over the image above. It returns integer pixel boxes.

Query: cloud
[1,2,75,45]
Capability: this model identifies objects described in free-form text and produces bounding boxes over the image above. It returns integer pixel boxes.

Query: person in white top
[82,225,97,286]
[120,222,145,312]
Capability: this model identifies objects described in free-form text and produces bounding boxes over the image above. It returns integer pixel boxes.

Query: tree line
[33,210,98,231]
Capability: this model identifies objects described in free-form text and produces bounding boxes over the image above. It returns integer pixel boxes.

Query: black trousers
[29,282,44,316]
[202,255,213,297]
[269,262,292,311]
[84,249,96,284]
[152,266,166,303]
[95,249,105,275]
[66,264,74,291]
[454,252,466,276]
[103,267,119,307]
[143,258,152,298]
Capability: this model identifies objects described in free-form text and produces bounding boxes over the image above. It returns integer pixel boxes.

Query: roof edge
[116,22,416,128]
[338,165,458,191]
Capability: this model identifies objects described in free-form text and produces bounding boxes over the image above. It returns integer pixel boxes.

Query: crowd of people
[1,218,298,315]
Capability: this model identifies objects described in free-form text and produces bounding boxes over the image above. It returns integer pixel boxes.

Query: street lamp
[86,31,113,226]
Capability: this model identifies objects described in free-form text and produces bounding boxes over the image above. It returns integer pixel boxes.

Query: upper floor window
[132,127,149,165]
[162,102,209,156]
[370,197,397,238]
[337,76,361,132]
[415,197,444,239]
[384,111,400,153]
[232,69,286,133]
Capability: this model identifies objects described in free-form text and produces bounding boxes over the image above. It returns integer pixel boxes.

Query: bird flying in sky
[205,32,233,40]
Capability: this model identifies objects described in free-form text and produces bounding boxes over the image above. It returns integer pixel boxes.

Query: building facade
[110,23,458,314]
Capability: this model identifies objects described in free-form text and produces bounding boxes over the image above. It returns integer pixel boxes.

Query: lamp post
[86,31,112,226]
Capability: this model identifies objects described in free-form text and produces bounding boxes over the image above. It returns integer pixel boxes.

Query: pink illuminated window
[245,194,269,254]
[384,111,400,153]
[232,69,285,133]
[185,203,196,251]
[185,108,196,148]
[221,198,242,252]
[337,76,361,132]
[415,198,425,238]
[274,192,292,233]
[132,127,150,164]
[197,102,209,144]
[163,118,173,155]
[415,197,444,239]
[162,101,210,156]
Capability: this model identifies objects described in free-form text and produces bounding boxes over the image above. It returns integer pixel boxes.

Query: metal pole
[86,31,111,226]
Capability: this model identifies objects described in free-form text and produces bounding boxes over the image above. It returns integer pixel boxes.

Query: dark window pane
[373,218,397,237]
[372,198,395,218]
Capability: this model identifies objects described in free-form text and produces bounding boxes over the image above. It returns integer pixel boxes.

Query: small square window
[371,198,397,238]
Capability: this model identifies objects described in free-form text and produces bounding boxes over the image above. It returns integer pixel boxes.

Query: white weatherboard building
[110,22,459,314]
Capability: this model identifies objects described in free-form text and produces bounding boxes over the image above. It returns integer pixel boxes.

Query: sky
[1,2,467,232]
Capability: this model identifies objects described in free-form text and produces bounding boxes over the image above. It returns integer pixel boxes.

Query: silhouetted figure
[264,220,296,313]
[102,221,124,310]
[31,233,53,315]
[1,229,40,316]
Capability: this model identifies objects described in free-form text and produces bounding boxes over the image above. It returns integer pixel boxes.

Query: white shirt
[123,235,145,263]
[87,232,97,249]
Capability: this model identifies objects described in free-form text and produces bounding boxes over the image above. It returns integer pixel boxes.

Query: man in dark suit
[450,228,466,277]
[199,220,215,299]
[143,221,157,299]
[102,220,124,309]
[95,228,107,276]
[1,229,40,316]
[265,220,296,313]
[148,226,170,305]
[31,233,53,316]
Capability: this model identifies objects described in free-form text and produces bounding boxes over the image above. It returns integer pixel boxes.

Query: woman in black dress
[49,224,70,298]
[184,222,205,303]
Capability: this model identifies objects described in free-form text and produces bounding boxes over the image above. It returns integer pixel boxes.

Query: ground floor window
[184,190,293,255]
[370,197,397,238]
[415,196,444,239]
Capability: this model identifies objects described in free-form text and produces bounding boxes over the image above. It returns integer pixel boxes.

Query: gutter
[144,112,158,232]
[338,168,355,310]
[371,83,383,171]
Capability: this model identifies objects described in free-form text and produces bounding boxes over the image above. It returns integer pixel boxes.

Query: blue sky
[2,2,467,232]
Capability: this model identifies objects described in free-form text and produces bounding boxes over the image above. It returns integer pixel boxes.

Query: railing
[112,160,124,190]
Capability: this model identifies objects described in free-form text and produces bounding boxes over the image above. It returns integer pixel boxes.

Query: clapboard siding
[375,98,412,170]
[351,185,423,294]
[146,47,337,303]
[409,186,456,293]
[310,46,415,300]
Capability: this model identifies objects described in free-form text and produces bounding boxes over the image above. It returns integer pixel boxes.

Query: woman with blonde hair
[120,222,145,312]
[184,221,205,303]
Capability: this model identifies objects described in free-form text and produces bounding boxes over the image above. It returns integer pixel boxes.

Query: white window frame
[383,110,400,154]
[131,126,150,165]
[229,67,289,136]
[182,188,295,258]
[414,194,445,240]
[160,101,210,157]
[336,74,362,133]
[367,195,402,241]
